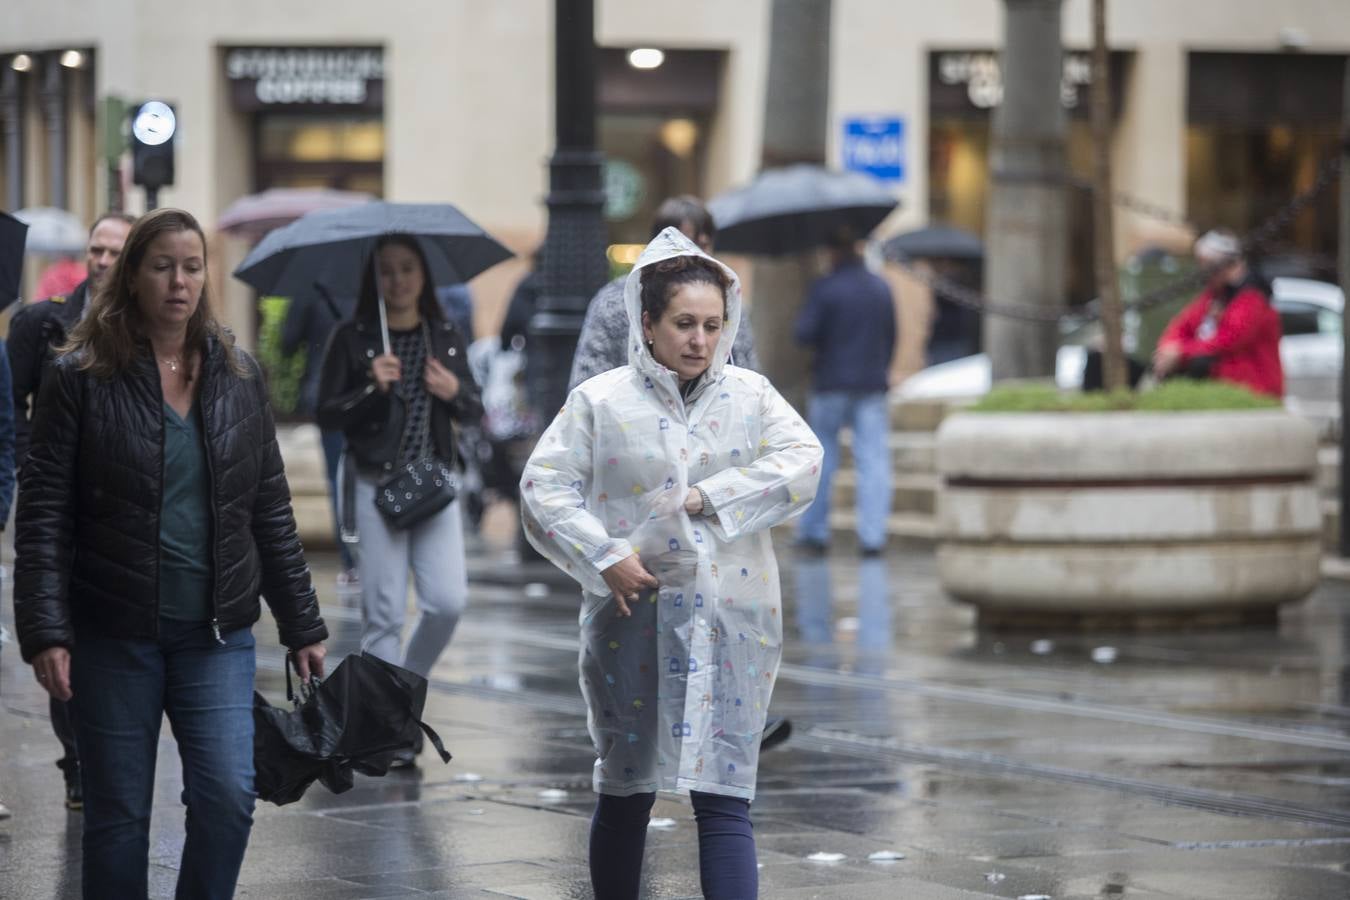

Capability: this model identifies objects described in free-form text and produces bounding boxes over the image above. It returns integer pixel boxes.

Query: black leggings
[590,790,758,900]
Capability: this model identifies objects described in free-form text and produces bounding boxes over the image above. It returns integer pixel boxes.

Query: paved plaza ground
[2,526,1349,899]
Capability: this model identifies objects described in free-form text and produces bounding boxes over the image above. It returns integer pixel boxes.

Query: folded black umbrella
[253,651,451,806]
[0,211,29,311]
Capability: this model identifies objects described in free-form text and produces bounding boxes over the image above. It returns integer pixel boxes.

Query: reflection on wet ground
[3,535,1348,898]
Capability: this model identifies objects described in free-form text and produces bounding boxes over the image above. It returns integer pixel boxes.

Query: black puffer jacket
[14,339,328,662]
[315,316,482,474]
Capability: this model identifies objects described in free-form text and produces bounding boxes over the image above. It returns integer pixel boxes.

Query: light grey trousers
[351,473,469,679]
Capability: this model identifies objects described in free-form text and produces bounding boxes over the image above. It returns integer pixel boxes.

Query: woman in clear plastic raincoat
[521,228,823,899]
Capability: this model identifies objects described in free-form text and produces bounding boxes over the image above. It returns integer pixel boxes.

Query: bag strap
[417,718,453,763]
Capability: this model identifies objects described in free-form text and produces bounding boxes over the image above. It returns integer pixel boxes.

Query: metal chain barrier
[993,167,1196,228]
[885,150,1345,324]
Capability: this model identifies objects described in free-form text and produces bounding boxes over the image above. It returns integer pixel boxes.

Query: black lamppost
[526,0,609,422]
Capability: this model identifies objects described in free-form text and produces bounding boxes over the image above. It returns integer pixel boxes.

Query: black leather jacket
[13,339,328,662]
[315,316,482,475]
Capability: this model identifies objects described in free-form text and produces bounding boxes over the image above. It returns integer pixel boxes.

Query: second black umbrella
[708,164,900,256]
[233,201,514,299]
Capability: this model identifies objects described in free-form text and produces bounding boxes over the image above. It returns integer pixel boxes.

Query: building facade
[4,0,1348,342]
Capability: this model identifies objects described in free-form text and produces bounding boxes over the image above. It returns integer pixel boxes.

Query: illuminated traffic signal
[130,100,176,206]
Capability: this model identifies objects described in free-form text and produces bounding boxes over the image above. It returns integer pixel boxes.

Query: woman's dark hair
[63,207,246,378]
[356,234,445,324]
[639,255,732,323]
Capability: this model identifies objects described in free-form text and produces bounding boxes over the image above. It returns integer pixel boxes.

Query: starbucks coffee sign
[225,47,384,111]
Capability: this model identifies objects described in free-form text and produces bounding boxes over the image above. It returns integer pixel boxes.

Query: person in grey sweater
[568,196,759,392]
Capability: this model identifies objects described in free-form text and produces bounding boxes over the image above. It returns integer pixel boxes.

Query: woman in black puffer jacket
[316,235,481,771]
[14,208,327,900]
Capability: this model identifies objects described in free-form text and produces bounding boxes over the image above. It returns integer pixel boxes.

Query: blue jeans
[71,618,257,900]
[590,791,757,899]
[796,390,892,550]
[322,427,355,570]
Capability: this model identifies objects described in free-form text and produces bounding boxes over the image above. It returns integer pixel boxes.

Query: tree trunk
[1091,0,1126,391]
[750,0,832,410]
[985,0,1068,383]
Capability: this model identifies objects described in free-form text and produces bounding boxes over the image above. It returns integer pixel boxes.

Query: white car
[898,277,1344,416]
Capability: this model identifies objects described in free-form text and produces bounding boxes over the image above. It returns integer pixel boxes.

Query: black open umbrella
[253,651,451,806]
[708,164,900,256]
[0,211,29,311]
[882,225,984,262]
[233,201,514,299]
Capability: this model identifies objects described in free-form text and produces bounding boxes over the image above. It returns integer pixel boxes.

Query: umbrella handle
[284,652,321,707]
[377,292,392,356]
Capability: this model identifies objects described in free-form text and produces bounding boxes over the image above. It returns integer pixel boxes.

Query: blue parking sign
[842,116,905,183]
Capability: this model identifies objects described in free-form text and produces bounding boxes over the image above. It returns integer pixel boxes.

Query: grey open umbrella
[708,164,900,256]
[13,207,84,255]
[882,225,984,262]
[233,201,513,299]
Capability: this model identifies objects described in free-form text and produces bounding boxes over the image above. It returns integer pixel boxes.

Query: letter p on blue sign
[842,116,905,184]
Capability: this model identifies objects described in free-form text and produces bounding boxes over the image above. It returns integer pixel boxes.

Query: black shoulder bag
[374,316,459,530]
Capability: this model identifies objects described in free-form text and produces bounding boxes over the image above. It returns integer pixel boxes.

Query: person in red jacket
[1153,229,1283,398]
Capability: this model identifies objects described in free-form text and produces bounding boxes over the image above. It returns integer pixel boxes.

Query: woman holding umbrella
[13,208,328,899]
[316,234,481,765]
[520,228,822,899]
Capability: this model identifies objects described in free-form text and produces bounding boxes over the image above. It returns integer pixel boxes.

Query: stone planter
[936,410,1321,628]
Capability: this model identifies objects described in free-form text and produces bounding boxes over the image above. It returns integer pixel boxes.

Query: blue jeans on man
[796,391,892,552]
[321,427,356,571]
[71,618,257,900]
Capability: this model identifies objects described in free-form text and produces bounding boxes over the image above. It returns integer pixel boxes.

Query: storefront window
[600,112,707,247]
[258,115,384,163]
[597,47,722,265]
[226,46,386,196]
[928,50,1123,306]
[253,115,384,195]
[1186,52,1344,280]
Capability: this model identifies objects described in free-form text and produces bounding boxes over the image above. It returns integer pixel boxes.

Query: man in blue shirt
[793,228,896,556]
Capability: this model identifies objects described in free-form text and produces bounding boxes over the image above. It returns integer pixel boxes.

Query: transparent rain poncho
[521,228,822,799]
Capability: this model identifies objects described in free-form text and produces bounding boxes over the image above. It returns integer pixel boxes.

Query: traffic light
[129,100,176,206]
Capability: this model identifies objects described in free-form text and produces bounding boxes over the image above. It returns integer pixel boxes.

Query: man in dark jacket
[9,212,134,468]
[6,210,132,811]
[793,228,897,557]
[281,282,358,580]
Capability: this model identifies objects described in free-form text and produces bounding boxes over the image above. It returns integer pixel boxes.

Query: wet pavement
[2,525,1349,899]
